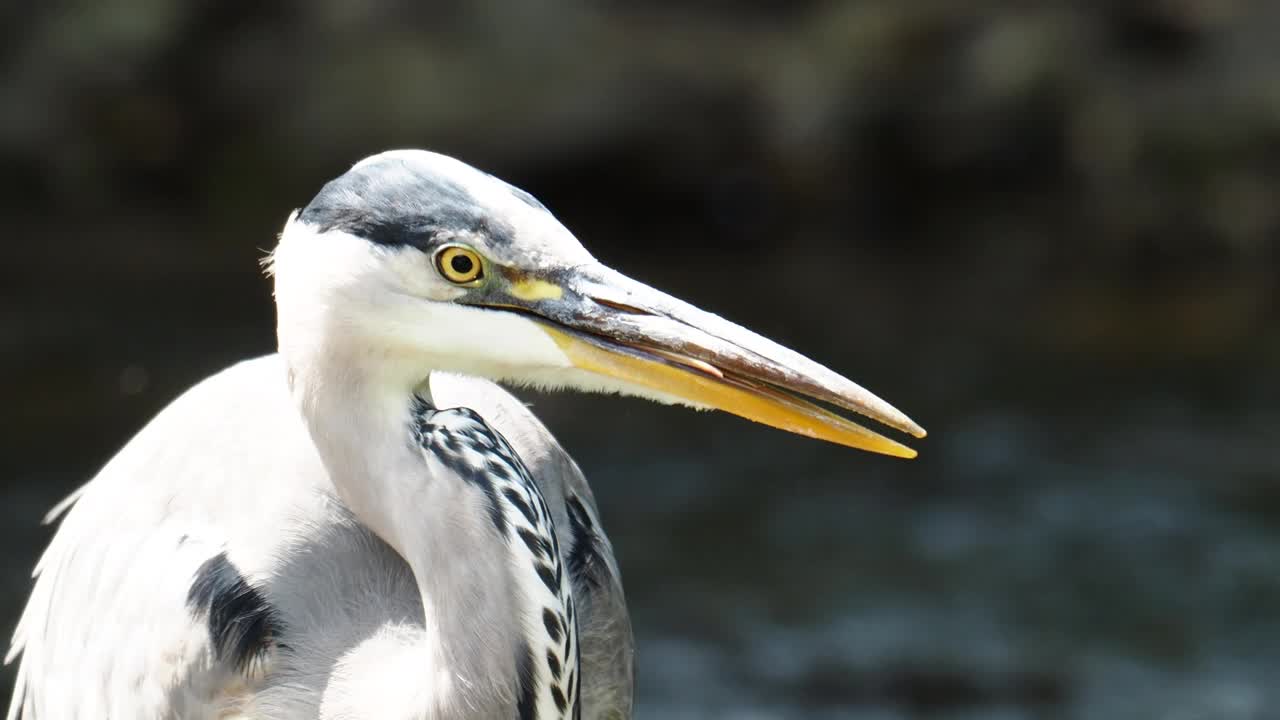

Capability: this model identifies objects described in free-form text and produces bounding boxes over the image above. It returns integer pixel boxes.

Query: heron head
[271,150,924,457]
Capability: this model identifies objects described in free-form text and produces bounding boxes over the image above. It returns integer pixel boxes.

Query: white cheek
[381,248,467,302]
[380,302,575,377]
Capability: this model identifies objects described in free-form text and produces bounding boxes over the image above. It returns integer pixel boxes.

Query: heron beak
[495,264,926,458]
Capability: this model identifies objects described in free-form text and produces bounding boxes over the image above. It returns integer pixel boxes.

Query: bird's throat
[290,360,576,717]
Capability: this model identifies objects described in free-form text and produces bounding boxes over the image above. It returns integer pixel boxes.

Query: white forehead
[350,150,495,192]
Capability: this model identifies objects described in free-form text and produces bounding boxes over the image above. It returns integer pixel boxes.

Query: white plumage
[9,357,624,719]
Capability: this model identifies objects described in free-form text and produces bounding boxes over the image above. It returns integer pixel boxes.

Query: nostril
[590,297,653,316]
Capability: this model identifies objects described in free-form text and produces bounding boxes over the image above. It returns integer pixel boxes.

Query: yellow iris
[436,246,485,285]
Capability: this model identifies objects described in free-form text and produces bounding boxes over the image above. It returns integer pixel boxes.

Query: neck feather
[286,347,578,718]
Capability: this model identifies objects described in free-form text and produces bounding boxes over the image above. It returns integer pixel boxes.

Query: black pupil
[449,254,474,276]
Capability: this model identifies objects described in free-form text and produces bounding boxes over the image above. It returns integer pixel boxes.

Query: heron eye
[435,246,485,285]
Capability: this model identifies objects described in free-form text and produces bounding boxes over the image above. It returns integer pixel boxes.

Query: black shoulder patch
[565,495,608,591]
[297,156,515,250]
[187,552,281,673]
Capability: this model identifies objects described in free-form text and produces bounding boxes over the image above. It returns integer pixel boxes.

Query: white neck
[286,342,527,716]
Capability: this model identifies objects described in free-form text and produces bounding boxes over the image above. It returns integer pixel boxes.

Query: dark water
[3,4,1279,713]
[600,405,1280,719]
[561,343,1280,718]
[4,248,1274,718]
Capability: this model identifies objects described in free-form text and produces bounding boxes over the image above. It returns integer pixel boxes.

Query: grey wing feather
[5,356,319,720]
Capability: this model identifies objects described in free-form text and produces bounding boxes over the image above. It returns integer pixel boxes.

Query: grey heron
[5,150,925,719]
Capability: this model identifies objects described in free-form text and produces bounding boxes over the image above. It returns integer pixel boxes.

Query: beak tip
[860,435,919,460]
[881,408,926,440]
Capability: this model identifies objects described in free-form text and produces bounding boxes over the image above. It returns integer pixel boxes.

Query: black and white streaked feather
[411,399,582,719]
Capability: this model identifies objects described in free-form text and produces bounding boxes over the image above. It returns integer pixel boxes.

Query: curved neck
[287,348,528,715]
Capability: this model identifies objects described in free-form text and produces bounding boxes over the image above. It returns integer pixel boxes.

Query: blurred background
[2,1,1278,718]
